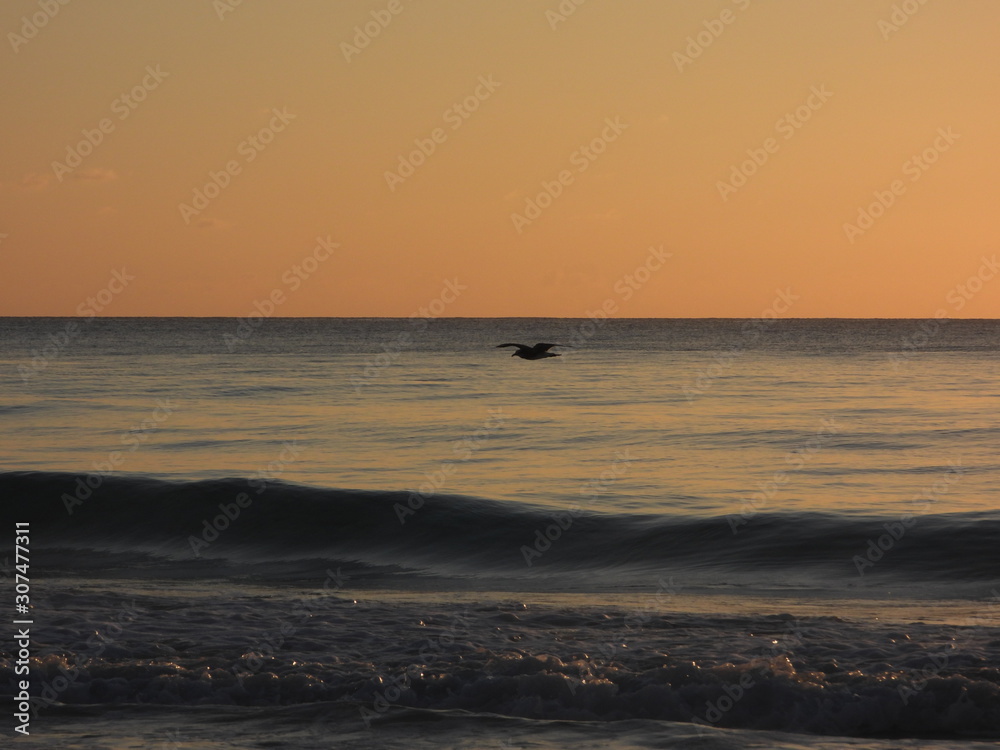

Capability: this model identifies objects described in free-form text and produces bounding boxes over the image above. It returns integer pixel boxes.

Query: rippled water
[4,317,1000,514]
[2,318,999,748]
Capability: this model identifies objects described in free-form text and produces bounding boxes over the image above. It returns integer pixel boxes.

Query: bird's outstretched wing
[496,343,528,350]
[533,343,571,351]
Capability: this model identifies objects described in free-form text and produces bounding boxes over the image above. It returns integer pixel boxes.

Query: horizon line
[1,315,997,321]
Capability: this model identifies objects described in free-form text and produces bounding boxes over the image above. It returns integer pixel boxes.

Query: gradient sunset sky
[2,0,999,317]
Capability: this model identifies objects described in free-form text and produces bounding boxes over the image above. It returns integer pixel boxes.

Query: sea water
[2,317,999,748]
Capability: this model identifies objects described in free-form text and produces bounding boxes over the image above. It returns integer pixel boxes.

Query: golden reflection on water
[3,343,998,517]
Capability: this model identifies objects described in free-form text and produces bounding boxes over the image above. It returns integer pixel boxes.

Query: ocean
[2,317,999,749]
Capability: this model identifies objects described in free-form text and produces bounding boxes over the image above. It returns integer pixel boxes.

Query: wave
[14,650,1000,738]
[4,471,998,587]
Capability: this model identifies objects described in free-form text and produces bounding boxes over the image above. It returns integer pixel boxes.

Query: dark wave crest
[4,471,998,588]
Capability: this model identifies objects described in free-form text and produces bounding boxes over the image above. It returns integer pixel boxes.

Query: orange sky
[2,0,999,317]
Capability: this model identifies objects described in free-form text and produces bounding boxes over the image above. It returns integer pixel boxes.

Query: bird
[496,342,571,360]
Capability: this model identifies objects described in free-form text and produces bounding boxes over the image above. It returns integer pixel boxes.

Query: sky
[2,0,999,317]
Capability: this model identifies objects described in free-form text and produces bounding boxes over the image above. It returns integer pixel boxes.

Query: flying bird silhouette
[496,342,571,360]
